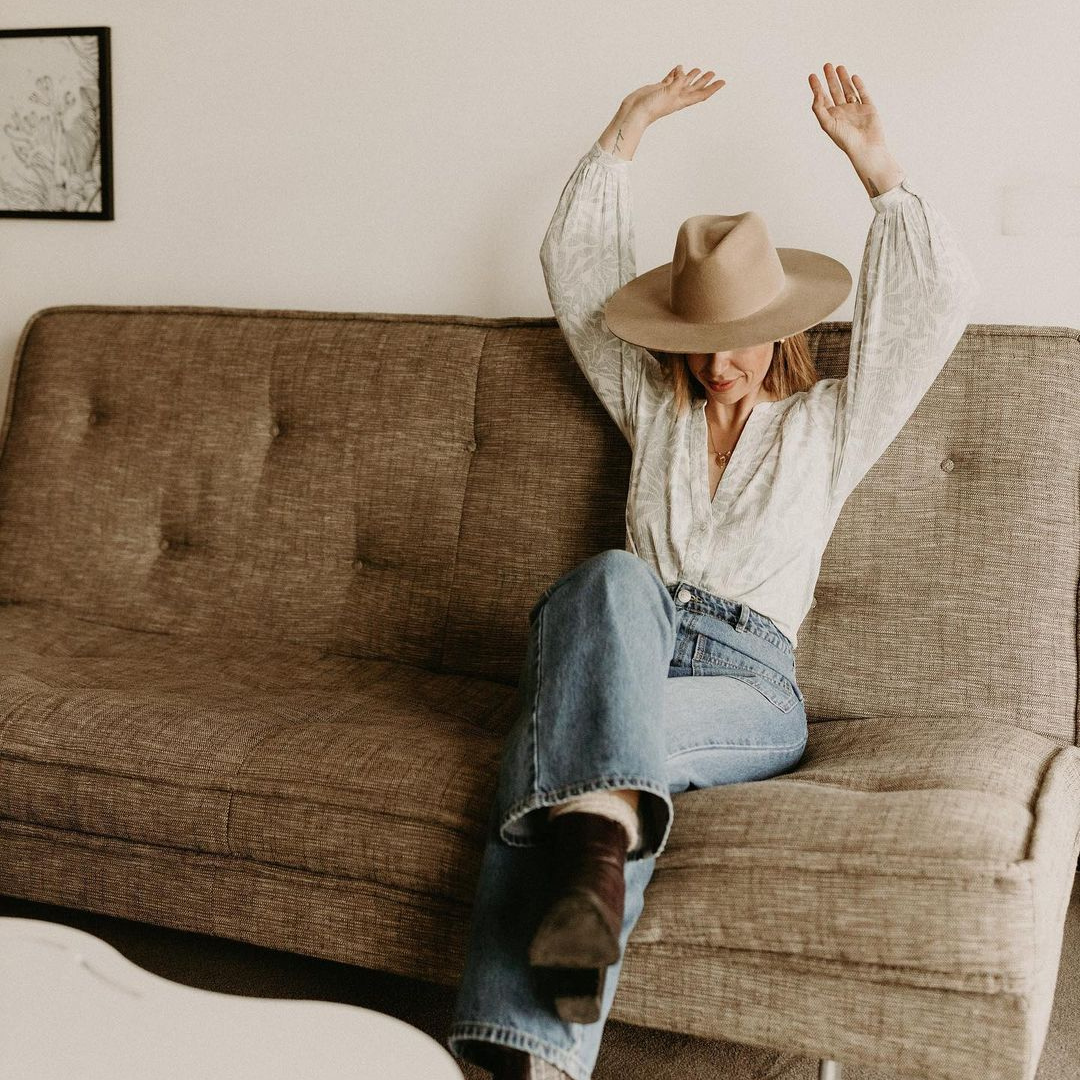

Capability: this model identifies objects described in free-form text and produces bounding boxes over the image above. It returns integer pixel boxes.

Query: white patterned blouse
[538,139,979,650]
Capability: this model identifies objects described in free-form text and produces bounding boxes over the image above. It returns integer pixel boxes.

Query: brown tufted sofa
[1,304,1079,1080]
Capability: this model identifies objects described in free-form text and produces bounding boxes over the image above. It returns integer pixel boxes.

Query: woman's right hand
[621,64,726,125]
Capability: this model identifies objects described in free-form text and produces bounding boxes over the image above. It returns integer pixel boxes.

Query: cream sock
[547,790,642,853]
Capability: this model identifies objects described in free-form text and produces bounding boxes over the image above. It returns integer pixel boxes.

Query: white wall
[2,0,1078,404]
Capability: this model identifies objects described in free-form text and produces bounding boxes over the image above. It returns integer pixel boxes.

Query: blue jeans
[445,549,808,1080]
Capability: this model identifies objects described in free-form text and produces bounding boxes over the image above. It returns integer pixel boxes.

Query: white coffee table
[0,916,464,1079]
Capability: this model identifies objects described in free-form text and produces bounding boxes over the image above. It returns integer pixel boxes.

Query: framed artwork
[0,25,112,219]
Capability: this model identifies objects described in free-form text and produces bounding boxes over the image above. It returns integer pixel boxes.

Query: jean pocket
[691,633,803,713]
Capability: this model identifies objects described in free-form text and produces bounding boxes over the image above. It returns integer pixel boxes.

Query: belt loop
[736,602,750,632]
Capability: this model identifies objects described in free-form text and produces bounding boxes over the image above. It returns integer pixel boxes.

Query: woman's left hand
[809,63,889,161]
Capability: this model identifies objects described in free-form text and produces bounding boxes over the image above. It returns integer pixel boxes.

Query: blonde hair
[650,332,818,420]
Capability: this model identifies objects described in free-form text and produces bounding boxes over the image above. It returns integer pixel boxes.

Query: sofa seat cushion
[4,602,1079,997]
[0,602,511,904]
[633,716,1080,993]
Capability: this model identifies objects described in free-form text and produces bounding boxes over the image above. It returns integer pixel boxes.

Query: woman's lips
[708,378,736,390]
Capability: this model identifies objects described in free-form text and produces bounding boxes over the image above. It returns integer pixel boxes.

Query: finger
[808,74,830,119]
[836,64,861,104]
[682,67,701,81]
[850,73,872,106]
[823,62,845,107]
[689,69,715,88]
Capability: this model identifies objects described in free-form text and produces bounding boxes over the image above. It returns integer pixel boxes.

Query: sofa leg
[818,1060,842,1080]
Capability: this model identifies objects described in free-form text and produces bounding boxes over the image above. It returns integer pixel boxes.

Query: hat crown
[601,201,853,354]
[670,212,787,324]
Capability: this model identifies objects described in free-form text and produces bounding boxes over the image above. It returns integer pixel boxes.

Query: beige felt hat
[602,209,852,353]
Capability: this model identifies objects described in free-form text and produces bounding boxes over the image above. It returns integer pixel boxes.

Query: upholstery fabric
[1,305,1079,1080]
[0,309,1076,743]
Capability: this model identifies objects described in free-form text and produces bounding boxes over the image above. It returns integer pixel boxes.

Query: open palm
[625,65,726,125]
[809,63,888,159]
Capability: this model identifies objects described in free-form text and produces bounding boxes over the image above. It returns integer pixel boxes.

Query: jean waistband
[665,580,794,657]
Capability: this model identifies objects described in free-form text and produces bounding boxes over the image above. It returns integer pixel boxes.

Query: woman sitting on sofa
[446,60,978,1080]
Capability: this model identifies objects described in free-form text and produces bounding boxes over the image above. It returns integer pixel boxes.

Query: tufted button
[352,557,364,569]
[466,440,477,452]
[159,538,171,551]
[88,410,99,425]
[676,588,692,603]
[270,422,281,438]
[940,458,954,472]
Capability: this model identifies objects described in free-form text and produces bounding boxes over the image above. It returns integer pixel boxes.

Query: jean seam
[693,617,793,661]
[693,651,792,683]
[695,669,802,708]
[530,597,545,796]
[689,667,800,713]
[666,737,807,760]
[446,1022,592,1080]
[752,634,791,655]
[736,619,793,654]
[690,635,802,707]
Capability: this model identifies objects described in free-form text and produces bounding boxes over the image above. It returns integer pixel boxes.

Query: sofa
[0,303,1078,1080]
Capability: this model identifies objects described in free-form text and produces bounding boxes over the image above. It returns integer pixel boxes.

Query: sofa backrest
[1,306,1077,745]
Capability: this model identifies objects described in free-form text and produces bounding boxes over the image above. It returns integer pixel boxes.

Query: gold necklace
[706,415,733,470]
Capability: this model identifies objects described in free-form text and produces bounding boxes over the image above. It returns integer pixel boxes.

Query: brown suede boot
[528,810,629,1023]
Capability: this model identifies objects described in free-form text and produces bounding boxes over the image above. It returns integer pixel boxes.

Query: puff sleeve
[539,140,656,448]
[826,177,980,509]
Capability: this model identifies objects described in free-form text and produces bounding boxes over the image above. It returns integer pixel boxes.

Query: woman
[446,62,977,1080]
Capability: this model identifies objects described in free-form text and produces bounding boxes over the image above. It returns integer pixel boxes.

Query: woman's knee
[570,549,670,609]
[584,548,655,582]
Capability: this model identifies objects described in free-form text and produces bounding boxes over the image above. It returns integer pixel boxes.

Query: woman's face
[687,341,776,403]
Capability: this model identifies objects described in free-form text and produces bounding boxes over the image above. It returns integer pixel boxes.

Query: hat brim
[602,247,852,353]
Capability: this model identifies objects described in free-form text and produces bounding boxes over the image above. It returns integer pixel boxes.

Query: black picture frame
[0,25,112,219]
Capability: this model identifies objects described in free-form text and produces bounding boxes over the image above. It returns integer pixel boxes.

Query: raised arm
[826,177,978,507]
[538,139,643,446]
[805,63,980,507]
[538,66,725,447]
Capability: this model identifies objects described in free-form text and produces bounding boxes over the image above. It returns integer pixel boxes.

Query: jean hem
[498,775,675,863]
[446,1021,592,1080]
